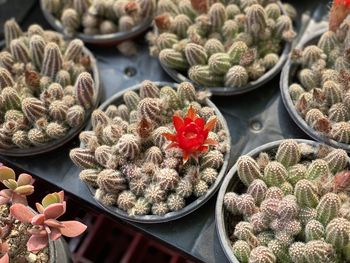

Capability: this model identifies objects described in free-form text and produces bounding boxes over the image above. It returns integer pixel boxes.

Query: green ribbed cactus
[151,0,296,89]
[232,240,251,263]
[223,139,350,263]
[72,81,229,217]
[316,193,340,225]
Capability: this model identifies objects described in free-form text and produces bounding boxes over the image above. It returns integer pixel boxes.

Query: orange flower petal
[183,152,190,163]
[166,142,179,150]
[187,106,196,121]
[204,138,218,145]
[162,133,177,141]
[204,117,217,131]
[173,115,184,131]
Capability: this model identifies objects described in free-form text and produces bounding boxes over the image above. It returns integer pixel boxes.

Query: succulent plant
[289,18,350,146]
[71,81,229,217]
[0,165,87,262]
[150,0,296,88]
[0,20,96,151]
[223,140,350,263]
[42,0,155,37]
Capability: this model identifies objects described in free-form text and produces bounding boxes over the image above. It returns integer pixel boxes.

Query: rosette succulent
[41,0,155,36]
[0,165,87,263]
[148,0,296,88]
[223,139,350,262]
[70,80,230,217]
[288,14,350,145]
[0,19,96,151]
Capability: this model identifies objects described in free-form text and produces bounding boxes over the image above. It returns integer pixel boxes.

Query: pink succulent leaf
[31,214,45,226]
[16,173,34,186]
[10,204,35,223]
[0,242,8,253]
[14,185,34,196]
[49,227,62,241]
[60,221,87,237]
[57,191,64,202]
[35,203,44,214]
[11,193,28,206]
[28,227,47,237]
[27,235,48,252]
[43,203,65,219]
[0,253,9,263]
[44,219,64,229]
[0,190,12,199]
[0,196,10,206]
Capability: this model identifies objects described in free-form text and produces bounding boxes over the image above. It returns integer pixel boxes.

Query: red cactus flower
[10,191,87,252]
[163,106,217,163]
[0,166,34,206]
[329,0,350,31]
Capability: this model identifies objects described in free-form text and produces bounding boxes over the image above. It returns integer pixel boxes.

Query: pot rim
[156,1,292,96]
[279,27,350,152]
[40,0,153,45]
[0,39,102,156]
[82,81,232,223]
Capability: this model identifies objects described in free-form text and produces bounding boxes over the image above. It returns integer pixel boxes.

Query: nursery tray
[280,28,350,152]
[215,139,350,263]
[83,81,232,223]
[0,1,331,263]
[157,1,291,96]
[0,44,102,157]
[40,0,153,45]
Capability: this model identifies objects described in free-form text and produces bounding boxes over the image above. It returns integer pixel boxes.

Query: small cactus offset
[71,81,229,217]
[222,139,350,263]
[289,18,350,145]
[150,0,296,89]
[0,19,96,151]
[42,0,155,38]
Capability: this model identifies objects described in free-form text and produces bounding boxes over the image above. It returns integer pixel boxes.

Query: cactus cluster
[42,0,155,36]
[148,0,296,88]
[0,19,95,150]
[70,80,230,217]
[289,21,350,145]
[223,139,350,262]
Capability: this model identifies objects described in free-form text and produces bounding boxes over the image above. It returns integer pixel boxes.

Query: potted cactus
[216,139,350,262]
[148,0,297,95]
[281,1,350,151]
[70,80,231,223]
[40,0,156,46]
[0,165,87,263]
[0,19,100,156]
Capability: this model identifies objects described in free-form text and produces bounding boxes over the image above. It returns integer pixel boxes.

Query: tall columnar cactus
[0,20,96,150]
[223,140,350,263]
[151,0,296,88]
[71,81,229,217]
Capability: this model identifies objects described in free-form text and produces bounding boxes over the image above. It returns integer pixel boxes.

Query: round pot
[40,0,153,45]
[0,44,102,157]
[279,28,350,151]
[215,139,348,263]
[157,2,292,96]
[83,81,232,223]
[48,238,72,263]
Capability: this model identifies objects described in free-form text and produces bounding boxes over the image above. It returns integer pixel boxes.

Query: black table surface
[0,1,330,262]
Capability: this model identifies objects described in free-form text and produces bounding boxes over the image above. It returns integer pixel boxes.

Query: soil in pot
[148,0,296,90]
[220,139,350,262]
[0,204,49,263]
[70,80,230,220]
